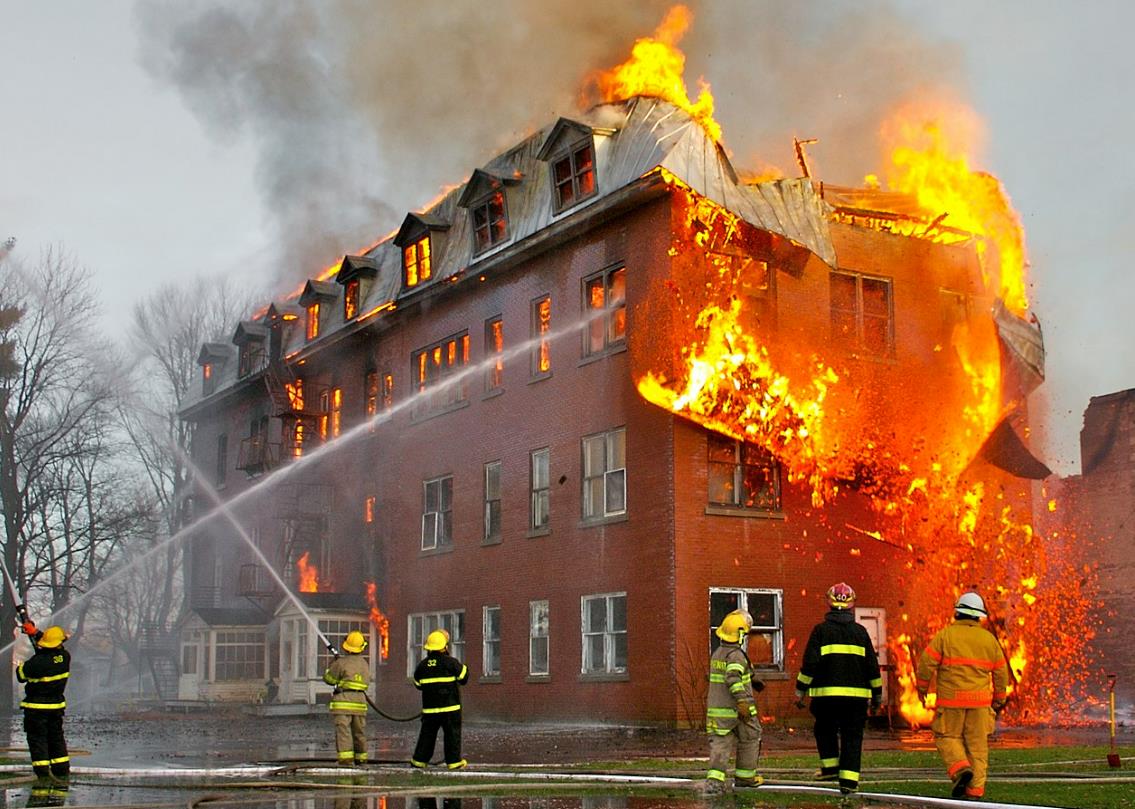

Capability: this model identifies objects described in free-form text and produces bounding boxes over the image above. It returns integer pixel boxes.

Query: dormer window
[344,279,360,320]
[552,141,596,212]
[306,301,320,341]
[472,191,508,254]
[404,235,432,288]
[203,362,214,390]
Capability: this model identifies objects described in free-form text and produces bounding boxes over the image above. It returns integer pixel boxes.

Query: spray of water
[3,304,610,659]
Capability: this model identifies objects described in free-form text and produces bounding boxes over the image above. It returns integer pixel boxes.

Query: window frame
[708,587,785,673]
[364,370,379,417]
[421,474,454,551]
[484,315,504,392]
[305,301,320,341]
[407,610,465,677]
[580,592,627,675]
[581,427,626,521]
[530,295,552,378]
[213,629,266,682]
[582,265,627,357]
[412,332,470,418]
[529,600,550,676]
[344,278,360,320]
[483,460,502,543]
[483,605,501,678]
[551,139,597,213]
[706,432,782,512]
[530,448,550,531]
[403,234,432,288]
[830,269,894,356]
[471,190,509,255]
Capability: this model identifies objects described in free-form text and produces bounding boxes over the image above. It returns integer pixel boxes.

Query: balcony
[236,435,280,476]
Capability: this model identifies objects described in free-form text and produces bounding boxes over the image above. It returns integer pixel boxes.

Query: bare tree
[0,248,114,712]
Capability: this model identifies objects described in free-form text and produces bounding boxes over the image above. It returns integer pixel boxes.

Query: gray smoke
[134,0,963,284]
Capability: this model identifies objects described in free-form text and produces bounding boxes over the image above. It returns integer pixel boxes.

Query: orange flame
[589,5,721,142]
[364,581,390,661]
[296,551,318,593]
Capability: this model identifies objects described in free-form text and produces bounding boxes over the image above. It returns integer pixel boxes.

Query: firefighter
[411,629,469,770]
[794,582,882,795]
[705,609,764,795]
[916,591,1010,800]
[15,624,71,782]
[323,630,371,766]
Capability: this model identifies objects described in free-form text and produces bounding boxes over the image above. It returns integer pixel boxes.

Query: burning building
[175,8,1081,722]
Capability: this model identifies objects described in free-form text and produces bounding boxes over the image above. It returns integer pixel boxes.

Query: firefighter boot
[951,768,974,798]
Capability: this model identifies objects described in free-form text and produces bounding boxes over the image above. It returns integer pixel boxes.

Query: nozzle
[327,643,339,657]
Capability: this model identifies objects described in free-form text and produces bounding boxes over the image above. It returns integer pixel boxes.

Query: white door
[855,607,888,703]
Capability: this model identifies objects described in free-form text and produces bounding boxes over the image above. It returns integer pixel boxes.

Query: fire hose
[327,643,421,722]
[0,555,37,648]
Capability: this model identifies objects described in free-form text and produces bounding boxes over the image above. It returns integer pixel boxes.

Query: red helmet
[827,582,856,610]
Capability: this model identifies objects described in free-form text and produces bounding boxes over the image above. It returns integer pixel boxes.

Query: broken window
[581,593,627,674]
[582,427,626,520]
[421,475,453,551]
[483,461,502,543]
[485,316,504,391]
[306,301,320,341]
[830,270,893,356]
[583,265,626,356]
[483,605,501,677]
[552,140,597,212]
[709,587,783,672]
[531,295,551,377]
[530,448,550,531]
[407,610,464,677]
[707,432,781,511]
[412,333,469,417]
[344,279,360,320]
[529,600,550,676]
[472,191,509,254]
[404,235,432,288]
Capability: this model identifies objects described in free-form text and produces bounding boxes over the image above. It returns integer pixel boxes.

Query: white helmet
[955,592,988,619]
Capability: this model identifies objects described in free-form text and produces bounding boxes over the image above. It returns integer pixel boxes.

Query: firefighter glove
[992,699,1007,714]
[736,700,756,721]
[20,621,36,636]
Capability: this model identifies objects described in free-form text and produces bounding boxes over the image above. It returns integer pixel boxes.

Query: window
[344,279,360,320]
[404,235,432,288]
[422,475,453,550]
[582,427,626,520]
[581,593,627,674]
[530,448,550,530]
[531,295,551,377]
[214,630,265,681]
[485,316,504,391]
[238,342,263,378]
[707,433,781,511]
[364,370,379,417]
[216,433,227,486]
[291,421,306,459]
[413,332,470,417]
[317,619,370,674]
[484,461,502,543]
[306,301,320,341]
[472,191,508,254]
[529,600,550,676]
[583,266,626,356]
[382,373,394,411]
[364,495,376,524]
[407,610,464,676]
[552,140,596,212]
[483,606,501,677]
[830,270,893,355]
[202,362,216,395]
[328,387,342,438]
[709,588,784,672]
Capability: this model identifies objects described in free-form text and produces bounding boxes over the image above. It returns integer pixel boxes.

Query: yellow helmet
[342,630,367,654]
[38,626,68,649]
[715,610,752,644]
[424,629,450,651]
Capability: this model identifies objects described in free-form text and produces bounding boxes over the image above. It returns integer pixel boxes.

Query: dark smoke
[134,0,964,285]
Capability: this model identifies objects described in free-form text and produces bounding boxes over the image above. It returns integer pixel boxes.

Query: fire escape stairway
[139,623,179,702]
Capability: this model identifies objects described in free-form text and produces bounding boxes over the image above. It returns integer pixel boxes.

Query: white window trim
[406,610,465,677]
[529,600,550,676]
[483,605,501,677]
[709,586,785,672]
[580,592,627,675]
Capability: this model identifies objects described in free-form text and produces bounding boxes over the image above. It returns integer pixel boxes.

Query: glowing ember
[296,551,318,593]
[364,581,390,661]
[588,5,721,142]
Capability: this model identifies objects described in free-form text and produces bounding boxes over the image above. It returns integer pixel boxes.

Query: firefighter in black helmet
[410,629,469,770]
[16,625,72,782]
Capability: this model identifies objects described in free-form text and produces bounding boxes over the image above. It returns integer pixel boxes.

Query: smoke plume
[134,0,964,286]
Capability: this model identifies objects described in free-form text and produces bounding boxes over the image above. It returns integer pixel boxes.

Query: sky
[2,1,1133,476]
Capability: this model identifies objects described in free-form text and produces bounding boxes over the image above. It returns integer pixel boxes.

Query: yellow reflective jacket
[323,652,370,714]
[706,643,759,735]
[916,619,1009,708]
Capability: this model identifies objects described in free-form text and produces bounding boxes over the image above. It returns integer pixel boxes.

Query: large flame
[364,581,391,662]
[589,5,721,143]
[296,551,319,593]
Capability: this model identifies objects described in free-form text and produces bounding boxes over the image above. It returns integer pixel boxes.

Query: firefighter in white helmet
[704,609,764,794]
[794,583,882,795]
[323,630,371,766]
[916,591,1010,800]
[411,629,469,770]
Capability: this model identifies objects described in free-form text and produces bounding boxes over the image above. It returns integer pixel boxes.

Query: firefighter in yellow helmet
[15,624,71,782]
[323,630,371,766]
[411,629,469,770]
[705,609,764,795]
[916,591,1010,800]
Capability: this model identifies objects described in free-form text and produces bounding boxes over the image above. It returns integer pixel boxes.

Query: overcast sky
[3,1,1132,476]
